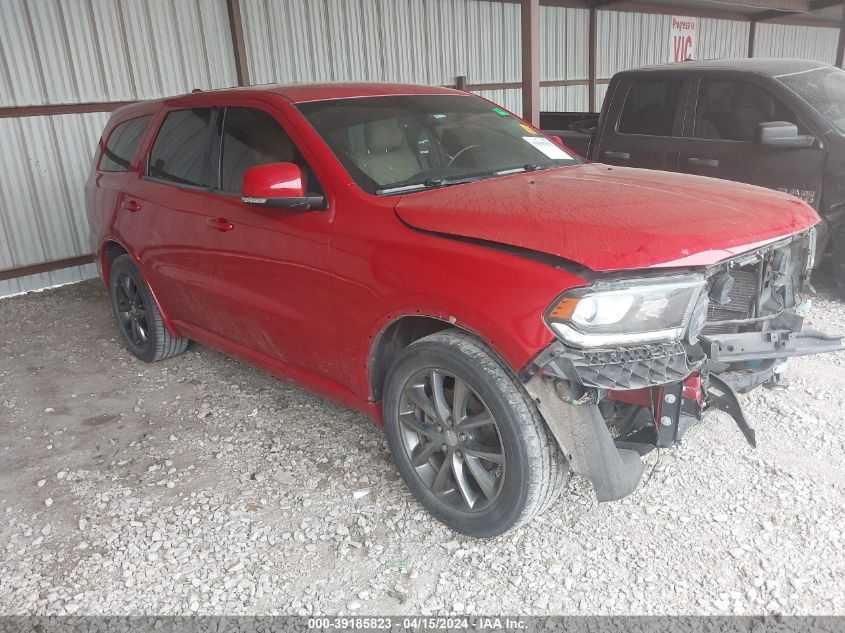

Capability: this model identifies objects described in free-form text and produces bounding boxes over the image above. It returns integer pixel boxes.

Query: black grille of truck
[702,268,758,335]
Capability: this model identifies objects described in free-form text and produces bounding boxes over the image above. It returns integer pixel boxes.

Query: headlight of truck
[544,275,706,347]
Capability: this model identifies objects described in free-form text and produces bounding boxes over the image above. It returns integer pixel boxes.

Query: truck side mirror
[241,162,325,211]
[755,122,816,148]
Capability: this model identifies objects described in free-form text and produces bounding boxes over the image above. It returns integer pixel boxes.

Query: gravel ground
[1,275,844,616]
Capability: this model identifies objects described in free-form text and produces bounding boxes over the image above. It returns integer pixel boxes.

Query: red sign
[671,16,697,62]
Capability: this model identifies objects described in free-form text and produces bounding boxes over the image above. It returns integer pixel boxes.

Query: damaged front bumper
[523,231,844,502]
[525,327,844,502]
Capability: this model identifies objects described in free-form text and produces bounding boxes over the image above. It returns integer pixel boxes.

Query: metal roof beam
[588,0,633,7]
[752,9,802,20]
[752,0,843,21]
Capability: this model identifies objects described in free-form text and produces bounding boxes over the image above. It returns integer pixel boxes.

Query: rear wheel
[109,255,189,362]
[383,330,567,537]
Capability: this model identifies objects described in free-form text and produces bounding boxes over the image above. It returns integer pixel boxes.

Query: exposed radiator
[702,268,758,335]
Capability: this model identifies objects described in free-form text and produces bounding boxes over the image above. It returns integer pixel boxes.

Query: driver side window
[218,107,323,195]
[694,80,803,142]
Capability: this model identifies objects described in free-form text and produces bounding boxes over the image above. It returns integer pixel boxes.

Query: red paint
[242,162,304,199]
[683,372,703,403]
[608,389,654,407]
[395,164,820,271]
[85,84,820,423]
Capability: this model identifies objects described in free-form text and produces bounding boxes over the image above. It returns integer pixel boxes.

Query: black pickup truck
[541,59,845,290]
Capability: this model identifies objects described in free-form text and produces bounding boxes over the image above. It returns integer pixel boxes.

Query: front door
[679,78,826,209]
[188,103,337,378]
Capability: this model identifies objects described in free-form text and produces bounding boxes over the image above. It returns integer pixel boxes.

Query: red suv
[86,83,842,537]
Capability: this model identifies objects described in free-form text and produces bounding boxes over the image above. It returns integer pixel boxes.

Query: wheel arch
[366,313,520,404]
[100,239,130,287]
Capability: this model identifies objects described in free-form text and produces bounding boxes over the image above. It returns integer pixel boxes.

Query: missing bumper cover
[700,329,843,363]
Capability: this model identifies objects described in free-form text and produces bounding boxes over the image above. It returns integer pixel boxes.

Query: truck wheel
[383,329,567,537]
[109,255,189,363]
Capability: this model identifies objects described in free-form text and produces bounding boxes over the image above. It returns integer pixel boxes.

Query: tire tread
[384,328,568,536]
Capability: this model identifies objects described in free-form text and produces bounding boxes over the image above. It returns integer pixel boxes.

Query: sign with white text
[671,16,697,62]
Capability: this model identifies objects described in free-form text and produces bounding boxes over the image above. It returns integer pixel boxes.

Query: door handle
[121,200,142,212]
[206,217,234,232]
[603,150,631,160]
[687,157,720,168]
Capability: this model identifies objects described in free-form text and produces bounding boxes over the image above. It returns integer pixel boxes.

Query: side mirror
[241,162,325,210]
[755,121,816,148]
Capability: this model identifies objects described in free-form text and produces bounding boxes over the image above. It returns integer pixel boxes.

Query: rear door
[120,105,219,328]
[593,75,690,170]
[679,76,827,208]
[87,115,153,258]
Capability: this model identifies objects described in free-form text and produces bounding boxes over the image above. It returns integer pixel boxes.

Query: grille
[702,268,758,335]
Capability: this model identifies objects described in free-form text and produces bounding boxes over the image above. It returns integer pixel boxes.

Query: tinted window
[618,81,683,136]
[695,80,802,142]
[219,107,304,193]
[148,108,212,187]
[99,116,151,172]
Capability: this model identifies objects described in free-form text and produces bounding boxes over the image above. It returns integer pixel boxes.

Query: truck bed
[539,111,599,159]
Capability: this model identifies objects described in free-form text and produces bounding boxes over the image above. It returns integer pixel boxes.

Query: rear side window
[694,80,802,142]
[618,81,683,136]
[99,116,151,172]
[148,108,213,187]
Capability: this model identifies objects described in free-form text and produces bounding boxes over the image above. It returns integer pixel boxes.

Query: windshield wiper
[375,164,555,195]
[376,171,499,195]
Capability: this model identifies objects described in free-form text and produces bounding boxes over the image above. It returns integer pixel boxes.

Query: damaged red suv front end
[395,163,843,501]
[522,227,841,499]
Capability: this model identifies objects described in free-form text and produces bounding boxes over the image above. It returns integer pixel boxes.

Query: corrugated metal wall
[0,0,237,297]
[1,0,842,297]
[241,0,522,86]
[0,112,108,296]
[540,5,590,111]
[755,23,840,64]
[0,0,236,107]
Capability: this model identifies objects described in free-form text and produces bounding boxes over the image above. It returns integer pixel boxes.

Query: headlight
[544,275,706,347]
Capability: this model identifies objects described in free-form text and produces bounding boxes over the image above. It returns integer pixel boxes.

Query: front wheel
[383,330,567,537]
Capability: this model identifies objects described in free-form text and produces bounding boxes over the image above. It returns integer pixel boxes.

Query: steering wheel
[447,144,482,167]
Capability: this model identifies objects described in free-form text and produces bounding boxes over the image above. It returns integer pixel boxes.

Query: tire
[109,254,189,363]
[383,329,568,537]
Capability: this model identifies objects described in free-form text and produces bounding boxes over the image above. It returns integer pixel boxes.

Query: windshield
[777,66,845,134]
[296,94,581,195]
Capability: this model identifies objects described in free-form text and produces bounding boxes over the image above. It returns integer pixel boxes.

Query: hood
[394,164,819,271]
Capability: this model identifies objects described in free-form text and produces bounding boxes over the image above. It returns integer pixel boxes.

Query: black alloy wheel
[114,272,150,351]
[108,254,189,363]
